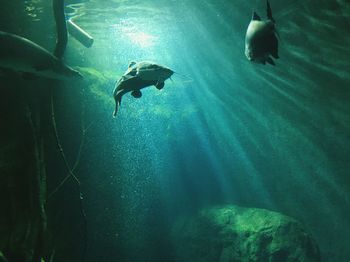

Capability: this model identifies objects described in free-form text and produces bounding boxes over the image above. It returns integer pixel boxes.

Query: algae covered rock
[172,205,321,262]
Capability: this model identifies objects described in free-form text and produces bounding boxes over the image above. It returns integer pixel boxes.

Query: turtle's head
[158,66,174,82]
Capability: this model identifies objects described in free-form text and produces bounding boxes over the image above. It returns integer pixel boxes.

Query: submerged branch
[49,91,81,186]
[48,88,86,197]
[53,0,68,59]
[49,89,87,262]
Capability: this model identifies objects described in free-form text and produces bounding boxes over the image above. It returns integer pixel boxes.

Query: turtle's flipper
[113,96,121,117]
[131,90,142,98]
[155,82,164,90]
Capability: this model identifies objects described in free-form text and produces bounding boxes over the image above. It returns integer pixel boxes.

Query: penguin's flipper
[266,57,276,66]
[266,0,275,23]
[252,11,261,21]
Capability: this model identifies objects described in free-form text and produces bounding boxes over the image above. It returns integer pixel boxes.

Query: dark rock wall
[0,78,48,261]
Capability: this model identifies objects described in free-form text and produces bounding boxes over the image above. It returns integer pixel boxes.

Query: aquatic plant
[77,66,117,106]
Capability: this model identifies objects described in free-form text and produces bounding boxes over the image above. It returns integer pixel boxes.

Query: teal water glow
[3,0,349,261]
[70,0,349,261]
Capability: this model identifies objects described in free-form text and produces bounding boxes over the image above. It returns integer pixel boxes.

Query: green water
[0,0,349,261]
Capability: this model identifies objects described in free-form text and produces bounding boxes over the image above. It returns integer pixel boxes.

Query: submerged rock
[0,251,8,262]
[172,205,321,262]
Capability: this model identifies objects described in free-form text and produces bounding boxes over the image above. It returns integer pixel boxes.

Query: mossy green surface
[77,66,117,106]
[172,205,321,262]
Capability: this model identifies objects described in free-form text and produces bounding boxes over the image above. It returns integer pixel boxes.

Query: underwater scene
[0,0,349,261]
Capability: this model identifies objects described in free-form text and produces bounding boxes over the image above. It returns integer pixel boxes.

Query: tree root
[25,104,47,262]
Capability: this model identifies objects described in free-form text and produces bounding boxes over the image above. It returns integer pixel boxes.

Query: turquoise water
[1,0,349,261]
